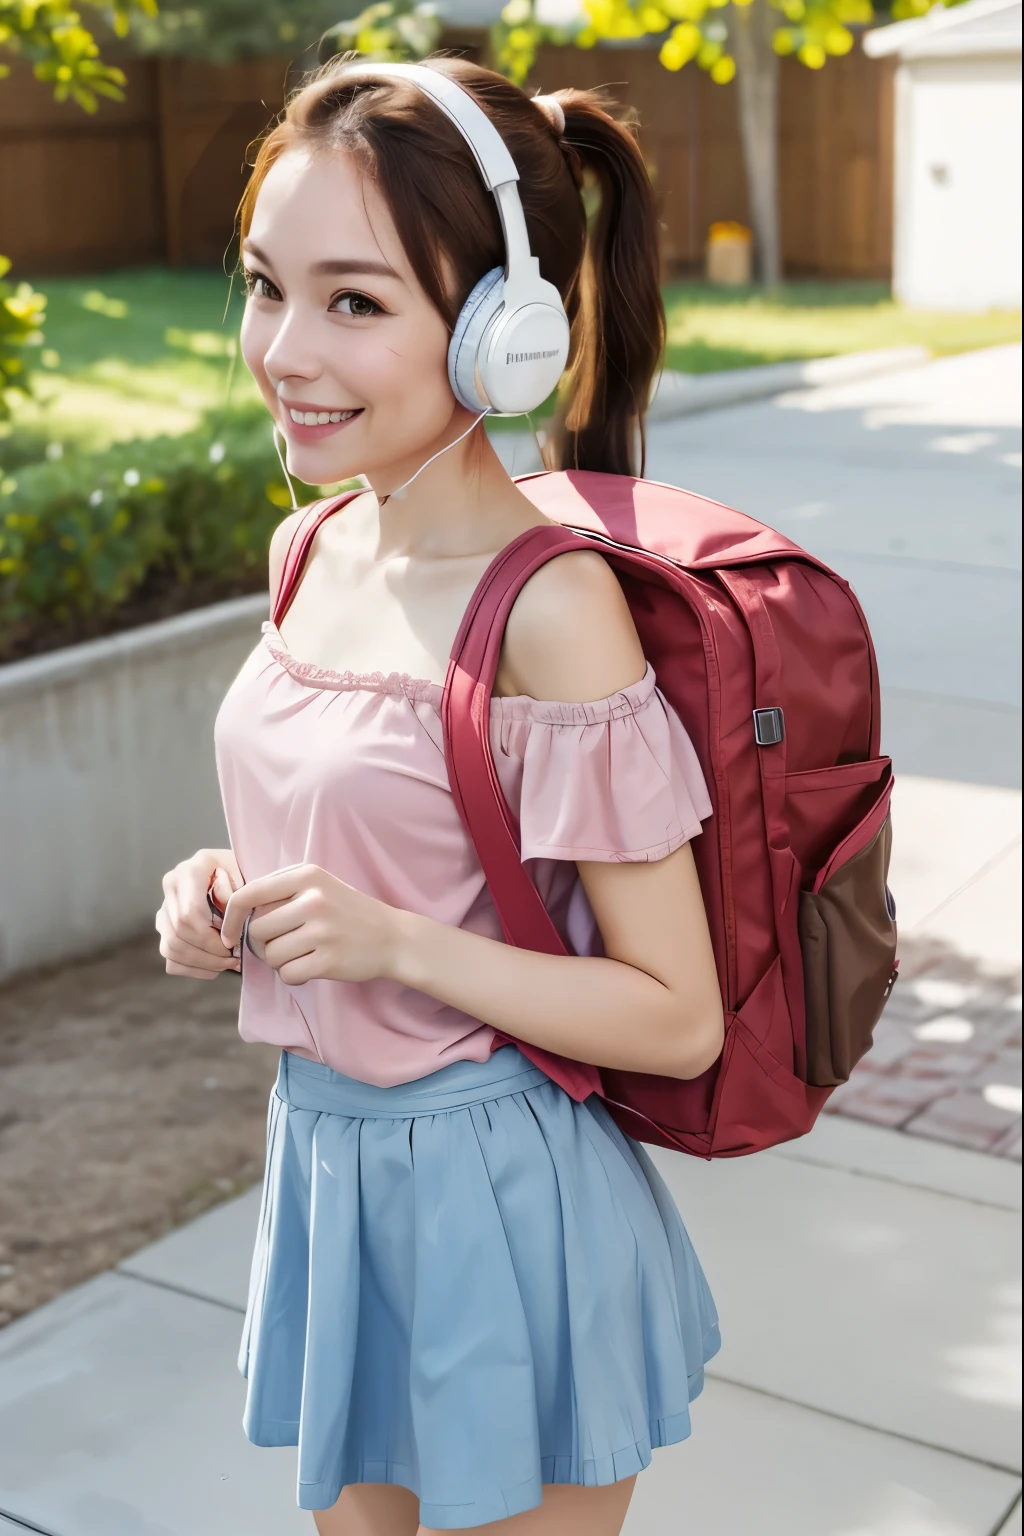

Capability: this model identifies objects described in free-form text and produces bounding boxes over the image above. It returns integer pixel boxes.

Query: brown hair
[238,57,665,478]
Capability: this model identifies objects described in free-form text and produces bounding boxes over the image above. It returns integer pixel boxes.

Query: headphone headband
[342,61,520,192]
[341,62,535,282]
[336,61,571,416]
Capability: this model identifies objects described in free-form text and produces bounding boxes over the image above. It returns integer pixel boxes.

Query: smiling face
[240,146,467,490]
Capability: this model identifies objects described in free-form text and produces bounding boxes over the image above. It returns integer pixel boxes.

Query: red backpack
[277,470,898,1158]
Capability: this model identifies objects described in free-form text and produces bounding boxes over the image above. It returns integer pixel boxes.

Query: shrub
[0,258,49,419]
[0,406,344,661]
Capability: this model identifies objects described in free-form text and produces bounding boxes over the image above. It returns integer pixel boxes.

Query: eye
[330,290,383,318]
[243,269,281,301]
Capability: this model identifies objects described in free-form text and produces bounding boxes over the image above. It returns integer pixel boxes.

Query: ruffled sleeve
[490,664,712,864]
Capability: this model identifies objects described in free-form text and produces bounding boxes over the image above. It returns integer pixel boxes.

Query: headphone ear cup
[448,267,504,412]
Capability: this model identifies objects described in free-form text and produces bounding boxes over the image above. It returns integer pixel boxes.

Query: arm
[390,843,722,1078]
[154,514,303,982]
[221,550,724,1079]
[392,550,724,1078]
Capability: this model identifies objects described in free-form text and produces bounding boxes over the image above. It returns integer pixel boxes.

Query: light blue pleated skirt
[240,1045,721,1529]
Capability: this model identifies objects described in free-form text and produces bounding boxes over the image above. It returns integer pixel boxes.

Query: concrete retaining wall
[0,594,267,984]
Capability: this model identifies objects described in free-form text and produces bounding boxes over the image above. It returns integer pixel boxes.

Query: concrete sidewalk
[0,771,1019,1536]
[1,347,1019,1535]
[0,1111,1019,1536]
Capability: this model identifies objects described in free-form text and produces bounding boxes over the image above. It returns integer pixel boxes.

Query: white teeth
[287,407,358,427]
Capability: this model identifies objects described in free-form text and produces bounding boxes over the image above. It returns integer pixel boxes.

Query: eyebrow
[242,241,398,281]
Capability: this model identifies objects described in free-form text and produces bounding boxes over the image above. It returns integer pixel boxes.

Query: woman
[156,56,724,1536]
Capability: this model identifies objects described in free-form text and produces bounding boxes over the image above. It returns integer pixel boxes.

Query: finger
[219,852,245,891]
[159,928,240,974]
[262,926,316,972]
[210,866,238,914]
[157,905,237,961]
[157,910,240,971]
[246,896,307,952]
[221,868,308,949]
[278,953,320,986]
[164,872,223,947]
[160,876,184,937]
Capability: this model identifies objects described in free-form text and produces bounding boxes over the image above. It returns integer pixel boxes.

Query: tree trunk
[731,1,782,288]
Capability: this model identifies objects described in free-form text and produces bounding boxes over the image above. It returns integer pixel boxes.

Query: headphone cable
[378,408,491,507]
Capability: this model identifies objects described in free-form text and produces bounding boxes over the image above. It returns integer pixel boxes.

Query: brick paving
[826,936,1023,1158]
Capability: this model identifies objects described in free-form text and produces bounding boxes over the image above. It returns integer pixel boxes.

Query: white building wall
[894,57,1022,310]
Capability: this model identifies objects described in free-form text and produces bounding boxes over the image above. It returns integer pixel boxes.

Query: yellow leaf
[672,19,702,44]
[773,26,797,50]
[825,23,853,51]
[835,0,873,20]
[667,20,702,59]
[711,53,736,80]
[799,40,826,65]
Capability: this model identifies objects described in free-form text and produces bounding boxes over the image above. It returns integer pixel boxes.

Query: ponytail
[549,91,665,480]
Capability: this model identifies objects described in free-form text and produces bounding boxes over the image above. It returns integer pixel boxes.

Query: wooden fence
[0,43,894,280]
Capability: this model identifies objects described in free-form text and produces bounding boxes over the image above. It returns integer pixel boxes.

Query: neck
[362,418,535,560]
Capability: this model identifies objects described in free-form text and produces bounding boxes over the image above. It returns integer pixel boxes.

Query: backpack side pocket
[799,808,898,1087]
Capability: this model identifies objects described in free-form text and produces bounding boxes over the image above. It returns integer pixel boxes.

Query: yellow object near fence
[707,222,752,286]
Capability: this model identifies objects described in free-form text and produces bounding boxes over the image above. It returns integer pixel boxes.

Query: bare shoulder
[267,490,373,600]
[267,509,308,602]
[497,548,646,703]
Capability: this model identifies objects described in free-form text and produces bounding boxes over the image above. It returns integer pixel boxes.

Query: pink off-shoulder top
[213,616,712,1087]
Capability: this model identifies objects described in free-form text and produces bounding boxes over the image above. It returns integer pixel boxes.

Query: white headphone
[342,62,571,417]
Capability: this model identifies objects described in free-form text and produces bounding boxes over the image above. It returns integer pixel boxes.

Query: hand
[219,863,399,986]
[156,848,243,980]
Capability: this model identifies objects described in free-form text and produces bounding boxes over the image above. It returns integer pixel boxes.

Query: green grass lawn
[8,268,259,450]
[7,268,1021,450]
[662,280,1021,373]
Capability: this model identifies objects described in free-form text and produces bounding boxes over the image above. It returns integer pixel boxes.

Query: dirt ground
[0,935,279,1330]
[1,928,1018,1332]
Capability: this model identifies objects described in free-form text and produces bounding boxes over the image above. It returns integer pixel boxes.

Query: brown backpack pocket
[799,791,898,1088]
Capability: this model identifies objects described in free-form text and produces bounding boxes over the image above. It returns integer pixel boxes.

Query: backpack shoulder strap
[442,521,605,1100]
[272,490,363,628]
[443,521,595,957]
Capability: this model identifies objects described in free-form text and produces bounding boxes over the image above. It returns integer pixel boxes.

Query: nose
[261,302,323,391]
